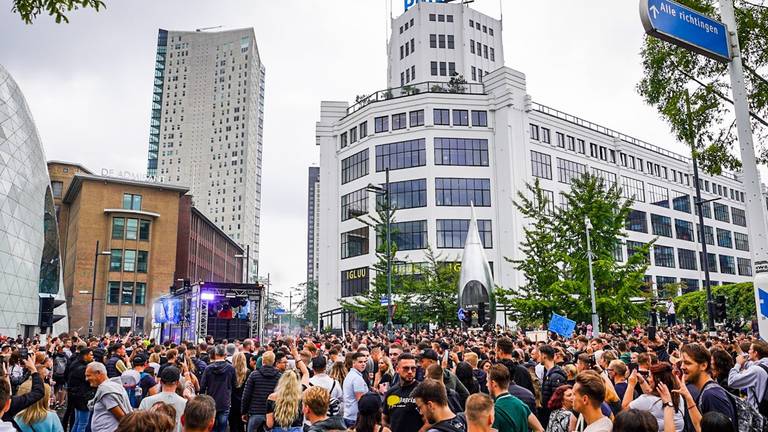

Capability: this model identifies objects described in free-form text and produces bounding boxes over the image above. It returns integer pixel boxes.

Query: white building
[308,167,320,284]
[146,28,265,279]
[317,3,754,329]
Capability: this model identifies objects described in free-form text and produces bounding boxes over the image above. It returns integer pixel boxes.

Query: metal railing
[532,102,741,182]
[345,80,486,117]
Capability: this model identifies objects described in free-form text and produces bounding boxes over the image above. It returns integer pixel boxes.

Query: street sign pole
[718,0,768,339]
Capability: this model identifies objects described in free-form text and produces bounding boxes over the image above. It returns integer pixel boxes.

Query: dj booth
[153,282,264,343]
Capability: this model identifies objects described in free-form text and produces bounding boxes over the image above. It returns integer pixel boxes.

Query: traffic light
[39,295,65,331]
[714,296,727,322]
[478,302,486,325]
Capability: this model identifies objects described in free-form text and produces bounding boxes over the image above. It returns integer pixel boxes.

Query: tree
[12,0,104,24]
[409,246,461,325]
[294,280,318,328]
[674,282,756,323]
[498,175,652,326]
[448,73,467,93]
[638,0,768,173]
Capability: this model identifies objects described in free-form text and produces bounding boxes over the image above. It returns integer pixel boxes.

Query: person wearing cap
[418,349,469,405]
[67,348,94,432]
[105,343,130,379]
[306,356,343,421]
[139,366,187,432]
[349,392,391,432]
[132,354,158,405]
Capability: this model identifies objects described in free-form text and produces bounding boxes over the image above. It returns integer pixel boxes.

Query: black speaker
[478,302,486,325]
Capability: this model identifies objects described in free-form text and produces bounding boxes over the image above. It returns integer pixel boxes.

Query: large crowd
[0,323,760,431]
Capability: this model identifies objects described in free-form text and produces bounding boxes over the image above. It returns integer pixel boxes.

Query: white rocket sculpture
[458,204,496,326]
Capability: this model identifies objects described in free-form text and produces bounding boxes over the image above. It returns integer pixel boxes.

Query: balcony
[345,80,486,117]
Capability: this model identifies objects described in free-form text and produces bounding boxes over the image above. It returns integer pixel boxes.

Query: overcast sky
[0,0,699,301]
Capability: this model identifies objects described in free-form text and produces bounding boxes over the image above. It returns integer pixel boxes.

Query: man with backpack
[678,343,734,430]
[412,378,466,432]
[538,345,567,427]
[307,356,342,418]
[728,340,768,412]
[51,345,68,409]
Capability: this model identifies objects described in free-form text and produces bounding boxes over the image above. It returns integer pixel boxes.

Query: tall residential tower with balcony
[146,28,265,281]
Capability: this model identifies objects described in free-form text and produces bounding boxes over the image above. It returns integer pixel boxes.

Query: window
[672,192,691,213]
[387,220,428,250]
[471,111,487,127]
[392,113,407,130]
[567,136,576,151]
[341,227,369,259]
[122,282,133,305]
[452,110,469,126]
[556,158,586,185]
[137,250,148,273]
[341,149,369,184]
[678,248,697,270]
[340,132,348,148]
[435,178,491,206]
[447,14,453,22]
[123,250,136,272]
[430,13,436,21]
[648,183,669,207]
[438,34,446,48]
[375,139,426,171]
[359,121,368,139]
[654,245,675,268]
[447,35,455,49]
[738,257,753,276]
[108,282,120,304]
[471,66,477,81]
[681,278,698,294]
[591,167,617,188]
[435,138,489,166]
[430,34,437,48]
[374,116,389,133]
[735,232,749,251]
[431,61,438,76]
[555,132,565,148]
[577,139,586,154]
[123,193,142,210]
[381,179,427,209]
[700,252,718,272]
[541,128,551,144]
[111,217,125,240]
[732,208,747,227]
[490,47,495,61]
[651,214,672,237]
[719,255,735,274]
[530,124,540,141]
[621,177,645,202]
[590,143,598,158]
[657,277,678,296]
[627,241,649,262]
[713,202,730,222]
[469,19,474,27]
[135,283,146,305]
[530,151,552,180]
[110,250,122,271]
[489,28,494,36]
[439,62,447,76]
[448,62,456,76]
[536,190,556,215]
[695,201,712,218]
[675,219,694,241]
[349,127,358,144]
[51,181,63,198]
[697,224,715,245]
[341,188,368,221]
[438,14,445,22]
[409,110,424,127]
[434,109,450,125]
[470,39,475,54]
[626,210,647,233]
[716,228,733,248]
[437,219,492,248]
[341,267,369,297]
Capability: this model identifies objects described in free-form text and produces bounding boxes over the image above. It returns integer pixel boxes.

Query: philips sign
[404,0,456,12]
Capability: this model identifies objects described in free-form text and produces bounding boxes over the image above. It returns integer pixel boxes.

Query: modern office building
[146,28,266,281]
[307,167,320,284]
[316,2,755,329]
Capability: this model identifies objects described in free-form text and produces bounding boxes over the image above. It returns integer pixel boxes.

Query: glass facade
[435,178,491,206]
[436,219,492,249]
[435,138,489,166]
[530,151,552,180]
[341,149,369,184]
[626,210,647,233]
[341,227,369,259]
[146,29,167,177]
[388,220,428,250]
[375,139,426,171]
[380,179,427,210]
[341,188,368,221]
[651,214,672,237]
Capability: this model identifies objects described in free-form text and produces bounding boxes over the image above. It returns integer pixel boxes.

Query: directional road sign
[640,0,730,62]
[274,308,286,315]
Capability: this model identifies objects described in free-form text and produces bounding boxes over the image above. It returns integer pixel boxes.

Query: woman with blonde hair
[328,361,347,386]
[266,371,304,432]
[14,383,63,432]
[229,352,251,432]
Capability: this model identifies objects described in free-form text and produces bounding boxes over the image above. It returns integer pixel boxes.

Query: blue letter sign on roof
[640,0,730,63]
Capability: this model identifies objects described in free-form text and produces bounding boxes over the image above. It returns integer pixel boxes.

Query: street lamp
[288,287,303,331]
[88,240,112,338]
[365,168,393,333]
[584,217,600,337]
[234,244,250,283]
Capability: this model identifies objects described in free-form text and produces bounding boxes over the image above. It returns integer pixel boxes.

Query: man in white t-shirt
[139,366,187,432]
[572,371,612,432]
[306,356,343,424]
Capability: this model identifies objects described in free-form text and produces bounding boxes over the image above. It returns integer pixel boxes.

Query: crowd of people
[0,323,760,431]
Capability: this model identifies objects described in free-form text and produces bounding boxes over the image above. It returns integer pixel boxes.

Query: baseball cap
[160,366,181,383]
[132,354,148,366]
[419,349,439,362]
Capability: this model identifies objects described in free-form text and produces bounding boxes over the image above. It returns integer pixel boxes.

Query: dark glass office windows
[452,110,469,126]
[627,241,649,262]
[435,178,491,206]
[681,278,698,294]
[139,220,150,241]
[137,251,148,273]
[341,188,368,221]
[341,267,369,297]
[359,121,368,138]
[435,138,489,166]
[341,227,369,259]
[672,192,691,213]
[108,282,120,304]
[674,219,694,241]
[434,109,450,125]
[654,245,675,268]
[112,217,125,239]
[392,112,407,130]
[556,158,586,185]
[700,252,718,273]
[697,224,715,245]
[471,110,488,126]
[719,255,735,274]
[621,177,645,202]
[123,193,142,210]
[341,149,369,184]
[735,232,749,251]
[530,151,552,180]
[110,250,122,271]
[382,179,427,210]
[651,214,672,237]
[732,207,747,227]
[648,183,669,207]
[713,202,730,222]
[135,283,146,305]
[626,210,648,233]
[375,116,389,133]
[389,220,428,250]
[738,257,753,276]
[437,219,492,248]
[409,110,425,127]
[678,248,697,270]
[716,228,733,248]
[375,139,426,171]
[695,201,712,218]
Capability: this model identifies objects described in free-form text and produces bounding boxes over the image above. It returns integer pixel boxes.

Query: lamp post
[288,287,302,332]
[88,240,112,338]
[234,244,250,283]
[584,217,600,337]
[366,168,393,333]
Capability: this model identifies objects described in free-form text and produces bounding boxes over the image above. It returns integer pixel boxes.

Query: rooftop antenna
[499,0,503,29]
[196,25,222,32]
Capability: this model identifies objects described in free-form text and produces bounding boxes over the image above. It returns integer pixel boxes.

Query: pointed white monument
[458,204,496,326]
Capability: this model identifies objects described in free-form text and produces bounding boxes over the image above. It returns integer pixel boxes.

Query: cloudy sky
[0,0,698,299]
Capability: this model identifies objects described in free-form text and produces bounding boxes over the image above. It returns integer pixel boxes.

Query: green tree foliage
[674,282,756,322]
[12,0,104,24]
[294,280,318,328]
[498,175,652,327]
[409,246,461,325]
[638,0,768,173]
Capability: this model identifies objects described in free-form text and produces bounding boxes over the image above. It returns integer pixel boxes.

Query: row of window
[469,39,495,61]
[109,249,149,273]
[626,210,750,251]
[430,61,456,77]
[341,218,493,258]
[399,39,416,59]
[107,281,147,305]
[111,218,151,241]
[647,244,751,276]
[468,19,494,36]
[399,17,416,34]
[429,34,455,49]
[428,13,454,23]
[401,65,417,86]
[470,67,490,82]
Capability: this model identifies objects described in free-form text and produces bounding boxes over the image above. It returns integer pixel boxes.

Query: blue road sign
[640,0,730,62]
[548,313,576,338]
[759,289,768,318]
[274,308,286,315]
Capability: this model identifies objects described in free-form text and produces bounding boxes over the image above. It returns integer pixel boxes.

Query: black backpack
[428,414,467,432]
[308,381,341,418]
